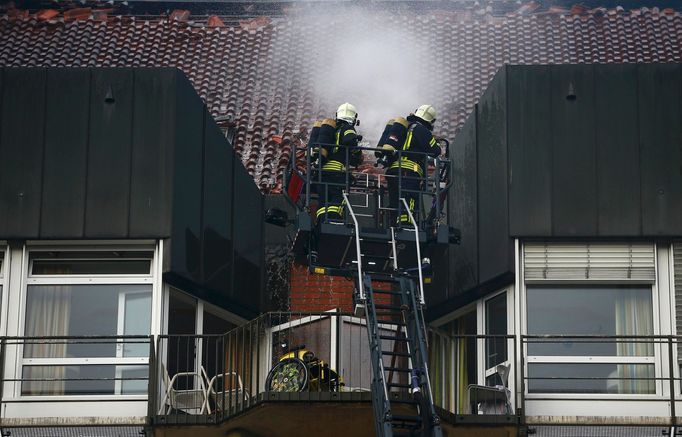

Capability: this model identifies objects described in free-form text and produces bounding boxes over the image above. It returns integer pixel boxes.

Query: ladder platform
[293,222,428,265]
[310,225,427,275]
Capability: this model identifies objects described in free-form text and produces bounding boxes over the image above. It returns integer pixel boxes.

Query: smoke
[268,5,445,144]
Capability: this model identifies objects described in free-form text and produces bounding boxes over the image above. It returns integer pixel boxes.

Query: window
[524,242,658,396]
[21,249,154,396]
[0,249,4,323]
[429,308,477,413]
[526,269,656,395]
[429,289,513,414]
[674,242,682,371]
[485,293,508,386]
[164,289,241,392]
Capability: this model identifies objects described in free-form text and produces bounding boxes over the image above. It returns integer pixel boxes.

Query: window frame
[430,287,515,414]
[0,243,6,337]
[482,290,512,382]
[521,241,663,400]
[16,243,158,400]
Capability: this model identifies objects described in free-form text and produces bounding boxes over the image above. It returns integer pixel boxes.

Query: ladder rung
[375,304,406,310]
[373,290,403,295]
[390,398,420,405]
[392,423,422,431]
[382,351,411,357]
[375,319,406,325]
[375,310,403,316]
[391,414,422,423]
[387,383,412,388]
[380,335,408,342]
[384,367,411,372]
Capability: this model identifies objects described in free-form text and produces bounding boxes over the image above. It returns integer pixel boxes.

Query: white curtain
[615,289,654,394]
[24,285,72,395]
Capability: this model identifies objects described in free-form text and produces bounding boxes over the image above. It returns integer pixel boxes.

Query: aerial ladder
[273,139,459,437]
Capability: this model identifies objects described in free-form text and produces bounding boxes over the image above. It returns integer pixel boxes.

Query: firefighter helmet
[414,104,437,124]
[336,102,358,125]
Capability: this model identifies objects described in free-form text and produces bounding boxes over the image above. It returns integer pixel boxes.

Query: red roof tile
[0,5,681,193]
[63,8,91,22]
[207,15,225,28]
[35,9,59,21]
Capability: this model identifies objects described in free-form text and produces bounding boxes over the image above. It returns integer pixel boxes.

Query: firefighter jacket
[387,115,440,177]
[321,120,361,172]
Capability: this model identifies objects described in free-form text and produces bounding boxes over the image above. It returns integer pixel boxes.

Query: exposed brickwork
[289,263,394,313]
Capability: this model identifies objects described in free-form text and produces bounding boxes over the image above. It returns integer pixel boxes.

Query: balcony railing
[0,335,153,423]
[2,325,682,428]
[427,330,517,419]
[151,311,437,425]
[521,335,682,401]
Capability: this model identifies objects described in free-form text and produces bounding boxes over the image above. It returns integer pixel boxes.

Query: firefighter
[315,102,363,224]
[380,104,440,226]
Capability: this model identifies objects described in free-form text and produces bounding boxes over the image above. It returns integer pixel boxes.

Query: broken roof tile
[35,9,59,21]
[169,10,190,22]
[63,8,91,22]
[207,15,225,28]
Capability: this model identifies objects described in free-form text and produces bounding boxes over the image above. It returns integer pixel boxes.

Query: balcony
[521,335,682,433]
[146,312,519,436]
[0,335,152,432]
[2,315,680,435]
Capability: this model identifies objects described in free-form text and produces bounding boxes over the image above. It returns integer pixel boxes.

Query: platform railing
[285,140,451,230]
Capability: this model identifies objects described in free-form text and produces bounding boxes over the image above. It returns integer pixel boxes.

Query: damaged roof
[1,2,681,193]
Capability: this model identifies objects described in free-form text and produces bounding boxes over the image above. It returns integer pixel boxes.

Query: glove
[375,144,396,159]
[309,147,327,158]
[382,144,396,154]
[350,149,364,166]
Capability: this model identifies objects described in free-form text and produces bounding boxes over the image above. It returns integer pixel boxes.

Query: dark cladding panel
[201,112,233,295]
[232,160,263,312]
[0,68,46,238]
[41,69,90,238]
[638,64,682,236]
[129,69,175,237]
[477,68,512,283]
[550,65,598,236]
[594,64,641,236]
[508,66,552,236]
[169,73,204,283]
[85,68,134,237]
[449,109,478,296]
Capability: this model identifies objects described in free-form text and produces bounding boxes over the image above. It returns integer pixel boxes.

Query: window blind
[524,243,656,282]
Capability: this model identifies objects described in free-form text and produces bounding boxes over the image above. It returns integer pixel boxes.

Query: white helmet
[414,104,437,124]
[336,102,358,125]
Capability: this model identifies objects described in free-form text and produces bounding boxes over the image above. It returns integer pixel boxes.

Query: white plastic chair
[158,365,208,415]
[201,367,249,414]
[467,363,512,415]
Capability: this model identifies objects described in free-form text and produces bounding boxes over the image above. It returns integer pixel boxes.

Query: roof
[1,2,681,193]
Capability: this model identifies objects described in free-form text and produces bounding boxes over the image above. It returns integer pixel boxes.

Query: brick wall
[289,263,394,313]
